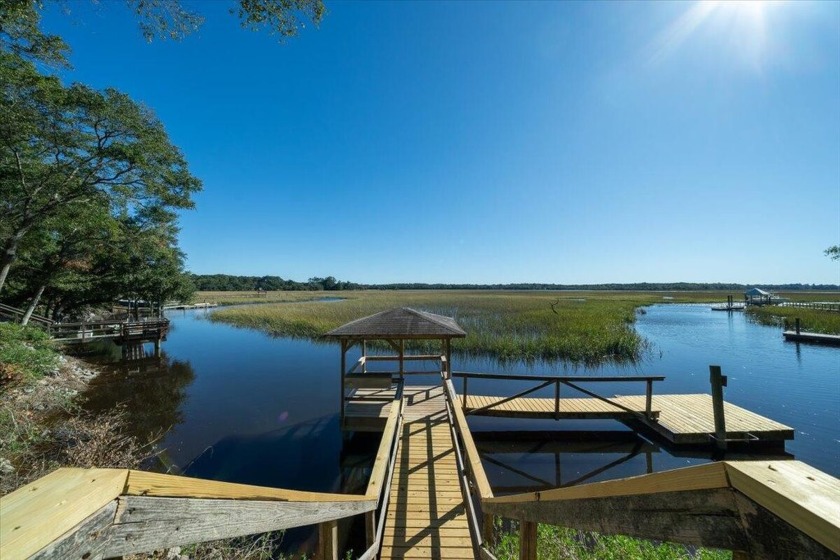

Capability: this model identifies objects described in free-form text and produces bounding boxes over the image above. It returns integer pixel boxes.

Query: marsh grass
[491,521,731,560]
[208,290,742,364]
[746,306,840,335]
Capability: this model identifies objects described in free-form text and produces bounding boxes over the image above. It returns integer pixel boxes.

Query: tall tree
[826,246,840,261]
[0,52,201,293]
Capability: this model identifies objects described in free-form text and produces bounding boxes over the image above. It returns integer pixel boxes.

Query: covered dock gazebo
[324,307,466,430]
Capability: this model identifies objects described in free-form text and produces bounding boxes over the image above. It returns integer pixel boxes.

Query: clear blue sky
[41,1,840,285]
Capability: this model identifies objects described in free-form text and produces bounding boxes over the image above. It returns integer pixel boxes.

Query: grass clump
[746,306,840,335]
[0,323,59,384]
[492,521,731,560]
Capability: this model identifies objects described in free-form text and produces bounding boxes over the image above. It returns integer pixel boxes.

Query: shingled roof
[324,307,466,339]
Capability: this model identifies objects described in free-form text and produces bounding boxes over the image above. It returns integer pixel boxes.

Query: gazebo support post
[340,339,347,426]
[399,339,405,381]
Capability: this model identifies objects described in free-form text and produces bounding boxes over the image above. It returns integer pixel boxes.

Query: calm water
[80,303,839,546]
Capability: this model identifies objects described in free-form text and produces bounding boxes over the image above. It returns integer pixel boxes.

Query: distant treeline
[191,275,839,292]
[190,274,361,291]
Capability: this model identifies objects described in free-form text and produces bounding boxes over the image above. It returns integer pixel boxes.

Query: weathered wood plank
[99,495,375,557]
[0,468,128,560]
[125,470,367,502]
[485,488,747,550]
[29,500,117,560]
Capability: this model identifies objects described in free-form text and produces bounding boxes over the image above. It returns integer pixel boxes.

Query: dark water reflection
[79,303,839,550]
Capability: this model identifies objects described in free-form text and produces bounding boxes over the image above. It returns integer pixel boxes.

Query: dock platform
[783,331,840,346]
[381,385,475,559]
[463,393,794,447]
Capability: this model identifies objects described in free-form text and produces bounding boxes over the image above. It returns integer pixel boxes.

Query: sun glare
[650,0,787,70]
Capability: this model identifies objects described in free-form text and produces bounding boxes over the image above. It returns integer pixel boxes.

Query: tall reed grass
[208,290,725,364]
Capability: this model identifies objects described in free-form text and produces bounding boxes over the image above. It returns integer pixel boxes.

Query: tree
[127,0,326,42]
[826,246,840,261]
[0,51,201,294]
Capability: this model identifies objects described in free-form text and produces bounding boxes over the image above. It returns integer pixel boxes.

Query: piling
[710,365,727,450]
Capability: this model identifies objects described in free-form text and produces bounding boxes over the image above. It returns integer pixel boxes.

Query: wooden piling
[710,365,727,450]
[318,519,338,560]
[795,318,801,335]
[519,520,537,560]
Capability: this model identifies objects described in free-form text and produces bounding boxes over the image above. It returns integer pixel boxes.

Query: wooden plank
[485,488,747,551]
[380,545,476,559]
[125,470,367,502]
[725,461,840,555]
[0,468,128,560]
[519,521,537,560]
[100,495,375,557]
[365,394,402,498]
[382,535,474,547]
[446,381,493,500]
[319,520,338,560]
[485,462,728,504]
[29,501,117,560]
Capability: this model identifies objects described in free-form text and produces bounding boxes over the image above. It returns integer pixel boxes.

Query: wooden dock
[783,330,840,346]
[381,385,475,559]
[462,393,793,447]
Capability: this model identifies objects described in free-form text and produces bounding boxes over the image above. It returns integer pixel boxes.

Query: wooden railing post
[710,365,727,450]
[795,318,801,335]
[365,511,376,549]
[645,379,653,420]
[554,380,560,420]
[519,520,537,560]
[318,519,338,560]
[463,376,468,409]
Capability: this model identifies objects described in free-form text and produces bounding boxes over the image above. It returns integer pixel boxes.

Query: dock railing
[0,302,53,328]
[358,384,404,560]
[48,317,169,343]
[452,371,665,421]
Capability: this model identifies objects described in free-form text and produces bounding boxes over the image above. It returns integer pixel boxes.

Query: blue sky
[41,1,840,285]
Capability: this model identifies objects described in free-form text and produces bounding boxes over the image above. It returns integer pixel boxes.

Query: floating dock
[783,330,840,346]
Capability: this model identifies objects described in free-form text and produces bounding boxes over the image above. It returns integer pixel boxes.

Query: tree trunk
[21,284,47,326]
[0,232,25,294]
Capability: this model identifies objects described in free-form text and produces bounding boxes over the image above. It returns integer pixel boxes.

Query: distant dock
[783,331,840,346]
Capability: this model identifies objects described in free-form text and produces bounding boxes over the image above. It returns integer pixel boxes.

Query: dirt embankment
[0,353,148,495]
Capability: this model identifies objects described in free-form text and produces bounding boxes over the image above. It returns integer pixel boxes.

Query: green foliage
[826,245,840,261]
[491,521,731,560]
[746,306,840,335]
[0,0,69,66]
[0,322,58,383]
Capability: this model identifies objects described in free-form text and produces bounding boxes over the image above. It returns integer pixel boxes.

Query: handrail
[482,460,840,558]
[0,302,53,327]
[442,377,497,560]
[454,371,663,421]
[0,467,376,560]
[358,383,404,559]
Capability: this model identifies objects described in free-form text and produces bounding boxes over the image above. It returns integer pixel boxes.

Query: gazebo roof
[324,307,467,340]
[745,288,771,296]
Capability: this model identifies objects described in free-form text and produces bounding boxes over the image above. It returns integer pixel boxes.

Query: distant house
[744,288,785,306]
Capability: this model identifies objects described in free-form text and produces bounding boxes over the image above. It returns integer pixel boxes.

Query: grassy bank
[209,290,737,364]
[746,306,840,334]
[195,290,331,305]
[491,522,731,560]
[0,323,149,494]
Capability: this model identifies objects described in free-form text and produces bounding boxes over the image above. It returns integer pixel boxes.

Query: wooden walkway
[464,394,794,446]
[381,385,476,559]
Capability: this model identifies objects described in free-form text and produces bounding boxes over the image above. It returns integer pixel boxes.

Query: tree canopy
[0,1,326,321]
